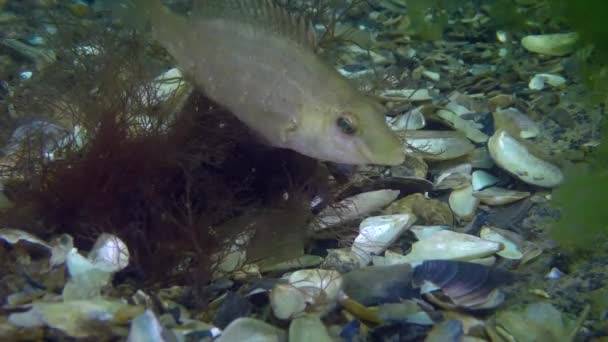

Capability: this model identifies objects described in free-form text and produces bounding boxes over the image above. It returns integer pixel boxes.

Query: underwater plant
[1,17,332,296]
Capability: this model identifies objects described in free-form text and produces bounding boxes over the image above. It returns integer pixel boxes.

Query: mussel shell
[412,260,511,310]
[342,264,418,306]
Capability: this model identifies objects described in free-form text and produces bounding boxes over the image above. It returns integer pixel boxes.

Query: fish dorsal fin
[192,0,316,49]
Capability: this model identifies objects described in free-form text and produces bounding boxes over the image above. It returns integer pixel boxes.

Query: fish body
[131,0,405,165]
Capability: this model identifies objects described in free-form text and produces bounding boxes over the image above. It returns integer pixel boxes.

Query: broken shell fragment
[521,32,578,56]
[449,184,479,221]
[399,130,475,161]
[488,129,564,187]
[473,187,530,205]
[413,260,508,310]
[351,214,415,266]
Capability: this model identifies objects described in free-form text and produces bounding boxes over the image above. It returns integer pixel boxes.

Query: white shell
[473,186,530,205]
[351,214,414,266]
[410,225,448,240]
[270,283,307,320]
[422,70,440,81]
[480,227,523,260]
[314,190,400,230]
[488,129,563,187]
[403,131,475,161]
[400,230,503,266]
[289,314,333,342]
[388,107,426,130]
[434,163,472,190]
[218,317,286,342]
[285,269,343,315]
[472,170,499,191]
[521,32,578,56]
[493,107,540,139]
[449,183,479,221]
[529,73,566,90]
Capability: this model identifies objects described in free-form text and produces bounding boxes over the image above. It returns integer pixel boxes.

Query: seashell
[289,314,333,342]
[528,73,566,90]
[342,264,416,306]
[338,176,432,199]
[545,267,565,280]
[410,225,448,240]
[218,317,286,342]
[400,230,503,265]
[8,299,139,338]
[436,109,489,144]
[376,302,434,326]
[493,107,540,139]
[480,227,523,260]
[412,260,508,310]
[285,269,343,315]
[379,89,433,102]
[488,94,514,110]
[87,233,130,273]
[425,320,464,341]
[473,186,530,205]
[399,130,475,161]
[313,190,400,230]
[434,163,472,190]
[519,241,543,265]
[488,129,564,187]
[449,183,480,221]
[388,107,426,130]
[521,32,578,56]
[127,309,166,341]
[468,256,497,266]
[270,283,307,320]
[422,70,440,81]
[470,147,494,169]
[472,170,499,191]
[0,228,51,250]
[351,214,415,266]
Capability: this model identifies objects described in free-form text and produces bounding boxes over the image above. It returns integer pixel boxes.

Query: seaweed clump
[0,18,327,293]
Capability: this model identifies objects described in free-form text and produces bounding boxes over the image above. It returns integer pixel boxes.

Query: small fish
[120,0,405,165]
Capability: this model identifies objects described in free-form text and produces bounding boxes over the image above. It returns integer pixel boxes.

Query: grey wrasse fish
[112,0,405,165]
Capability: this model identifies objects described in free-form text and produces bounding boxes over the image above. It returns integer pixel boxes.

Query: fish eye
[336,114,357,135]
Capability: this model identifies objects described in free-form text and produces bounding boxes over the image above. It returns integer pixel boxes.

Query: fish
[117,0,405,165]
